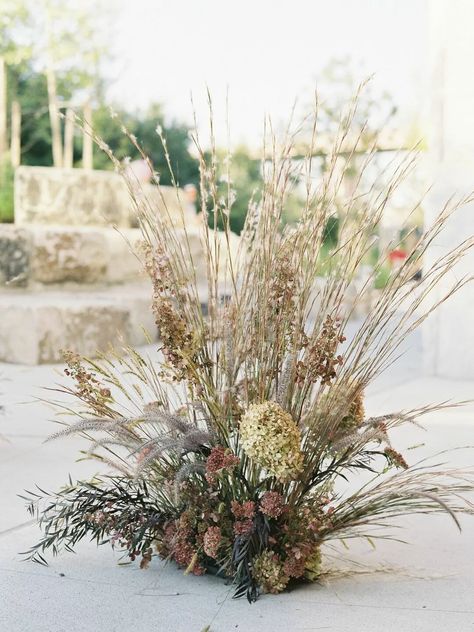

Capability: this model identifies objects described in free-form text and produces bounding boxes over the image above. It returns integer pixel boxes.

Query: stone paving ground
[0,334,473,632]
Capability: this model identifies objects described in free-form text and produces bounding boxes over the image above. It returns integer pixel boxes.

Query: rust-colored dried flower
[260,491,286,519]
[141,242,175,294]
[205,446,240,483]
[296,316,345,386]
[282,550,306,578]
[384,447,408,470]
[231,500,256,519]
[233,519,254,536]
[268,248,297,318]
[153,298,196,377]
[239,401,304,481]
[63,350,111,415]
[142,242,201,381]
[203,526,222,559]
[164,512,205,575]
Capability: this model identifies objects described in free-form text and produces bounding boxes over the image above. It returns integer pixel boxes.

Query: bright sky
[109,0,429,146]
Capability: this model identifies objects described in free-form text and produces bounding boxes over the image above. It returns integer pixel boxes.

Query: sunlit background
[0,0,473,373]
[110,0,428,146]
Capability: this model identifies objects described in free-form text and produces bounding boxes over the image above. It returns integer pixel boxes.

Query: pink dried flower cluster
[161,513,204,575]
[203,526,222,559]
[205,446,240,483]
[259,491,286,518]
[231,500,256,536]
[231,500,256,519]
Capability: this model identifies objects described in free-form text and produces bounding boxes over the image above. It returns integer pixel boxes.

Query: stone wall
[0,224,143,286]
[14,166,199,229]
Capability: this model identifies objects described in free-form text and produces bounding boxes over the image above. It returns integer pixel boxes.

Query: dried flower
[304,546,322,581]
[260,491,286,519]
[153,298,196,377]
[205,446,240,483]
[203,526,222,559]
[253,550,289,594]
[231,500,256,519]
[62,350,111,415]
[282,550,306,578]
[239,402,304,481]
[384,447,408,470]
[296,316,345,386]
[233,520,254,536]
[268,247,297,318]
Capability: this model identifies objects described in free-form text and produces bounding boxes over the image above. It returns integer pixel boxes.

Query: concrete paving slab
[1,350,474,631]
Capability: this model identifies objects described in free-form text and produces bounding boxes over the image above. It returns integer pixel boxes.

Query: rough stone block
[14,166,201,229]
[0,224,145,286]
[30,227,108,284]
[103,228,144,283]
[0,225,30,286]
[0,284,158,364]
[15,166,132,227]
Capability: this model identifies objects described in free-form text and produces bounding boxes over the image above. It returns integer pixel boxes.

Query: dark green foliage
[14,71,59,167]
[0,156,14,223]
[21,477,168,566]
[323,215,339,249]
[91,104,199,187]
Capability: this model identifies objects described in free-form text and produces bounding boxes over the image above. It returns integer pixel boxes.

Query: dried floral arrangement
[24,93,474,601]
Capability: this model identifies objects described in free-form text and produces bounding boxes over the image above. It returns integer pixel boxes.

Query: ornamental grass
[23,91,474,601]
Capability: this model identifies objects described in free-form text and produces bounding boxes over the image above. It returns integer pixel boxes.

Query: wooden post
[63,107,75,168]
[82,102,93,169]
[46,64,63,168]
[0,57,7,165]
[10,100,22,168]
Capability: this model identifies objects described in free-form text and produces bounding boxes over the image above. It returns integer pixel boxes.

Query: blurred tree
[35,0,111,167]
[300,58,399,254]
[223,146,262,235]
[92,104,199,187]
[206,146,302,235]
[0,0,31,163]
[314,56,397,147]
[0,0,112,167]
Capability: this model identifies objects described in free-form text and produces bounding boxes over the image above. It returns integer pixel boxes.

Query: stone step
[0,283,157,364]
[0,224,144,287]
[0,223,238,288]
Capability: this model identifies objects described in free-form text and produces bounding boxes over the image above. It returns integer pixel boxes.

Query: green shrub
[374,265,391,289]
[0,157,14,223]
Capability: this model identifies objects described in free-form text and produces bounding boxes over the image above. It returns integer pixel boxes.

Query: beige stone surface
[0,224,30,286]
[0,224,145,285]
[14,166,200,229]
[0,284,158,364]
[15,166,131,227]
[30,227,108,284]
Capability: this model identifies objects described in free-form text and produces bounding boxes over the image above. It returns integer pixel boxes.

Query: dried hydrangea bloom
[282,552,306,578]
[239,401,304,481]
[304,546,322,581]
[233,519,254,536]
[231,500,256,519]
[203,526,222,559]
[205,446,240,483]
[260,491,286,519]
[252,550,289,594]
